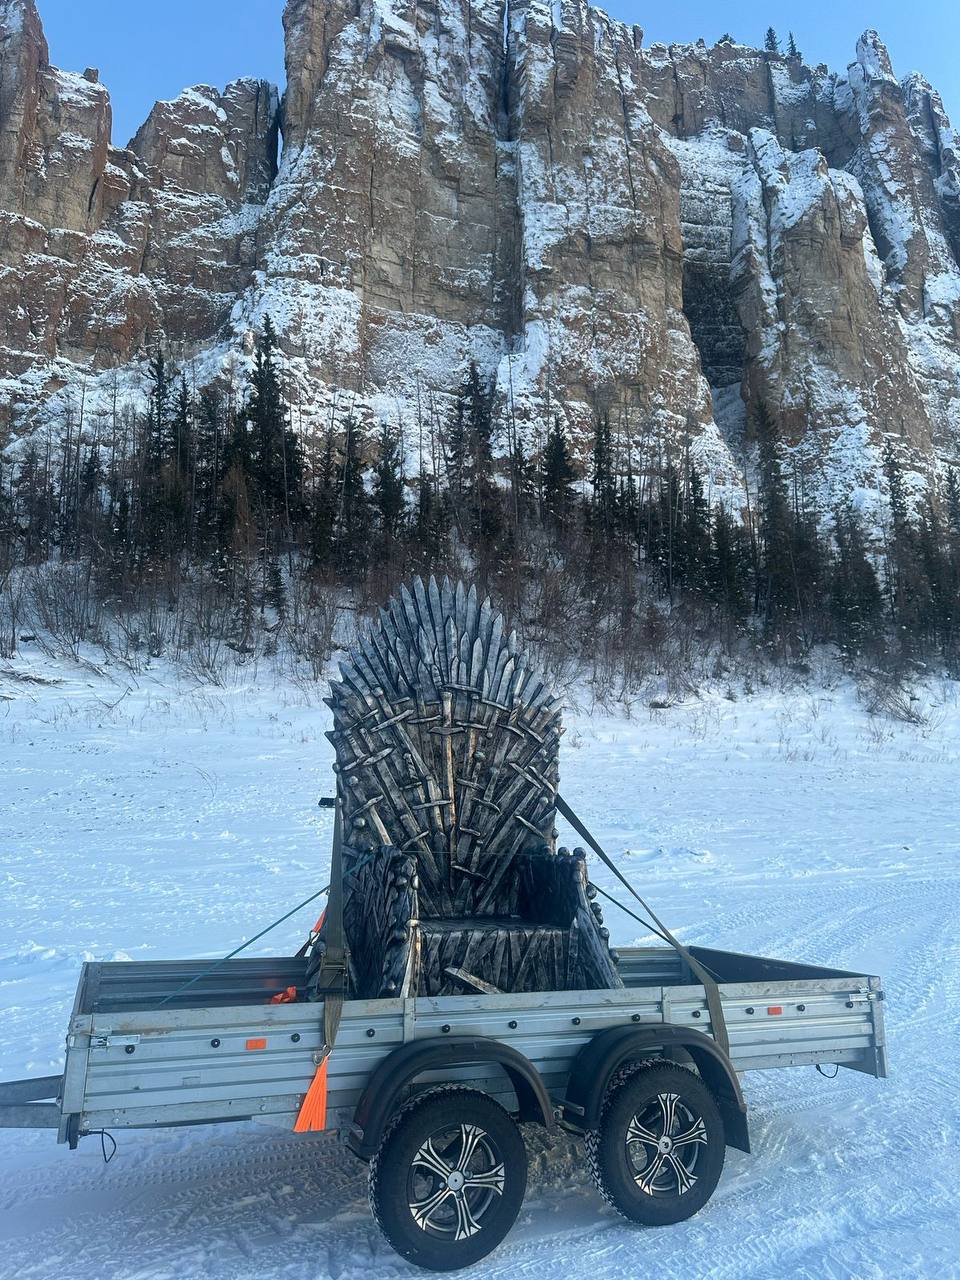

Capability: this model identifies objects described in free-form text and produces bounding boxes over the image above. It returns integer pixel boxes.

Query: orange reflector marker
[246,1037,268,1051]
[767,1007,783,1016]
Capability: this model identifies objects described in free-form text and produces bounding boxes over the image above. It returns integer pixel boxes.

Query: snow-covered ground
[1,652,958,1279]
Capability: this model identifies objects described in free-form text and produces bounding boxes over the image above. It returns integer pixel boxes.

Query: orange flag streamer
[294,1056,329,1133]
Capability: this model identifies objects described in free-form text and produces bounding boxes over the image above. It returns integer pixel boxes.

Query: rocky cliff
[2,0,960,514]
[0,0,277,395]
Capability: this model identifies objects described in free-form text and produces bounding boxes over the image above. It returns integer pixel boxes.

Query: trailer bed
[41,945,885,1146]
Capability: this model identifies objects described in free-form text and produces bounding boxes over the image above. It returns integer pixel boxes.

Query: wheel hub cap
[409,1122,507,1240]
[624,1091,708,1198]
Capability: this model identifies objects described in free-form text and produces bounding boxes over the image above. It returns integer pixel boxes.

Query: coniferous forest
[1,320,959,692]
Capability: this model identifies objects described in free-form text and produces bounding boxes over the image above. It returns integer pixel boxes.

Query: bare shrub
[25,561,103,658]
[287,575,340,681]
[858,671,930,726]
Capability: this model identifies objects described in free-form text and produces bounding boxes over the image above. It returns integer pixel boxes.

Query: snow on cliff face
[1,0,960,507]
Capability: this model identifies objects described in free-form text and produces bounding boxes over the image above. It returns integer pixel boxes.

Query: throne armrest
[516,847,594,928]
[516,846,622,988]
[342,845,419,998]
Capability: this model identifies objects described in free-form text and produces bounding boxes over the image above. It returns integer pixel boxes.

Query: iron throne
[308,578,621,1000]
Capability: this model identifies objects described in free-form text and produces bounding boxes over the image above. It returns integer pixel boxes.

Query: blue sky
[35,0,960,149]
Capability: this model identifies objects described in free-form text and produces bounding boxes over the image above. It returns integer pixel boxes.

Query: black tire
[586,1060,725,1227]
[368,1086,528,1272]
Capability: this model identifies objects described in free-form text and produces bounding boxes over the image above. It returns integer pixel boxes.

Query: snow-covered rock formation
[2,0,960,508]
[0,0,277,413]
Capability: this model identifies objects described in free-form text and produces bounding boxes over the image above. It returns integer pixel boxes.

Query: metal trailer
[1,941,886,1271]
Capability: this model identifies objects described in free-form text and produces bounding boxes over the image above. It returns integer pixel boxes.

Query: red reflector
[246,1038,268,1051]
[767,1006,783,1016]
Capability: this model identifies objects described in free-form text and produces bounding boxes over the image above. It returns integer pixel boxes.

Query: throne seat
[418,918,574,996]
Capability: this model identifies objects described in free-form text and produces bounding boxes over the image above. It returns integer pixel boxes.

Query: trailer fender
[563,1025,750,1153]
[347,1036,555,1160]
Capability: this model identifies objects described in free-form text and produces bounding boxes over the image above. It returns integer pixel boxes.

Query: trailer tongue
[0,1074,61,1131]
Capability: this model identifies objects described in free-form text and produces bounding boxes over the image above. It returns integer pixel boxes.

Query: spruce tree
[885,444,907,526]
[16,445,55,564]
[222,404,254,490]
[243,316,303,539]
[765,26,780,54]
[220,456,257,644]
[466,363,497,546]
[830,505,884,656]
[445,362,499,553]
[145,347,174,468]
[882,441,935,651]
[373,421,406,559]
[193,389,223,552]
[707,504,750,622]
[138,347,180,563]
[172,378,192,474]
[619,460,641,548]
[509,437,537,531]
[787,32,801,59]
[332,415,371,581]
[882,440,915,617]
[754,402,796,625]
[792,503,828,638]
[918,503,953,652]
[310,430,339,569]
[414,466,449,570]
[264,557,288,619]
[76,444,104,557]
[162,379,192,555]
[642,465,682,597]
[590,414,616,540]
[103,486,131,597]
[445,380,469,504]
[676,466,710,592]
[542,416,576,531]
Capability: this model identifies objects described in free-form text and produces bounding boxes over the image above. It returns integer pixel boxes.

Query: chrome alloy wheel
[624,1091,709,1196]
[407,1122,507,1241]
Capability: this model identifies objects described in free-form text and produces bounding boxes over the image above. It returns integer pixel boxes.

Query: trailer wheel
[586,1060,725,1227]
[368,1086,527,1271]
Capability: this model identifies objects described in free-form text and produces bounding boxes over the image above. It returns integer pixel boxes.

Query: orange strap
[311,908,327,934]
[270,986,298,1005]
[294,1056,329,1133]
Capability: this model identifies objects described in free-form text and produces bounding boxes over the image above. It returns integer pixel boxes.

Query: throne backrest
[326,577,563,920]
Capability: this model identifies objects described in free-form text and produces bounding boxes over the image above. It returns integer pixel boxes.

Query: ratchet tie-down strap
[295,795,348,1134]
[555,795,731,1057]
